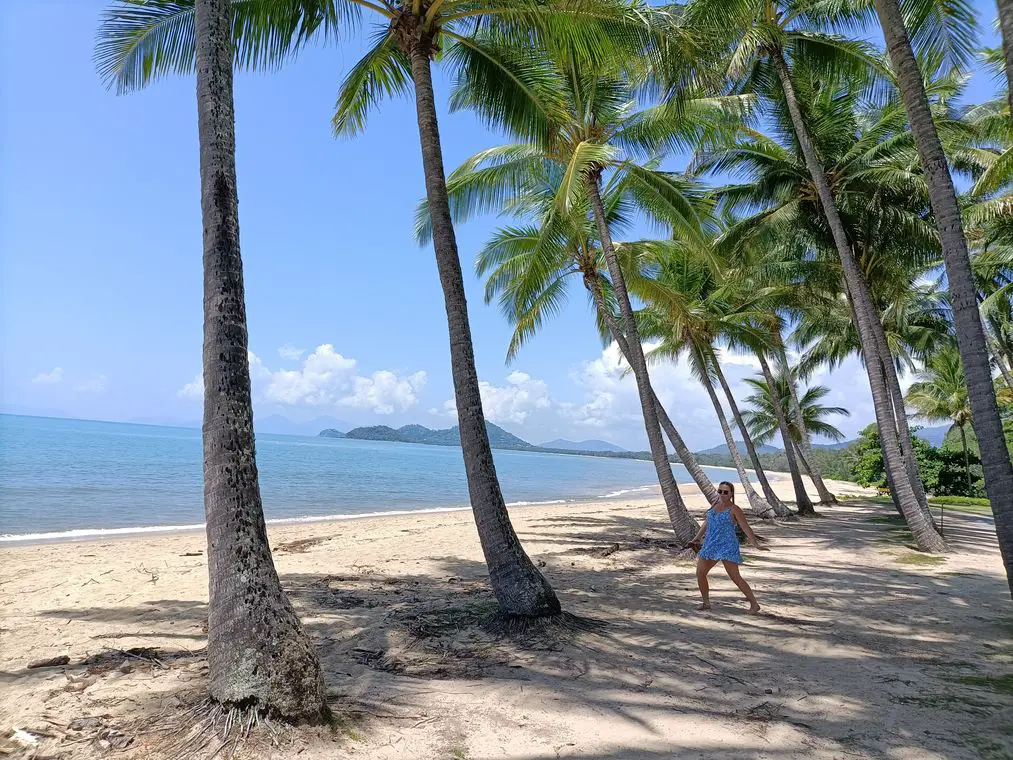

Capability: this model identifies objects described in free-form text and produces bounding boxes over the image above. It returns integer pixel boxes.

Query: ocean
[0,414,733,542]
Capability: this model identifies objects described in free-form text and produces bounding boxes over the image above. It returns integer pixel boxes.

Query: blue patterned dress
[699,507,742,564]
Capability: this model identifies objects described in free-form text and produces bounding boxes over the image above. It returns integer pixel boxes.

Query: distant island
[319,422,741,464]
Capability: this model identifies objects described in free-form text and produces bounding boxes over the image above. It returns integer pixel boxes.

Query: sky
[0,0,1004,450]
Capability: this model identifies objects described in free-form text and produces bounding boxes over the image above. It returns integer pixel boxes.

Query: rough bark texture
[876,0,1013,576]
[712,360,792,517]
[998,0,1013,118]
[408,41,560,616]
[195,0,326,718]
[585,275,718,505]
[758,353,816,515]
[776,344,837,504]
[698,357,773,516]
[585,174,698,543]
[772,48,947,551]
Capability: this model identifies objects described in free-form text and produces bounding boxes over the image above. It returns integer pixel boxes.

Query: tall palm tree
[95,0,659,617]
[631,242,788,516]
[428,38,749,540]
[906,345,975,492]
[742,373,850,482]
[429,158,722,508]
[691,57,945,546]
[99,0,326,717]
[872,0,1013,591]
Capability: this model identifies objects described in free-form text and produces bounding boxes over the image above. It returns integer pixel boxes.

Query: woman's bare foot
[747,602,761,614]
[698,602,711,611]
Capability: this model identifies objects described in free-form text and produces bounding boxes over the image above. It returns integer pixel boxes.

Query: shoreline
[0,468,781,546]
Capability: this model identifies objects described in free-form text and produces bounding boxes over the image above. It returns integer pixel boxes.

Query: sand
[1,477,1011,760]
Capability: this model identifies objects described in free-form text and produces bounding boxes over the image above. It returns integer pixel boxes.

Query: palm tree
[99,0,326,718]
[691,57,945,546]
[742,373,850,482]
[433,159,722,508]
[95,0,662,617]
[906,345,975,492]
[872,0,1013,590]
[426,38,749,541]
[631,241,788,517]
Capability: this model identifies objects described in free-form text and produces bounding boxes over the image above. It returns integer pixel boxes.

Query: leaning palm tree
[96,0,661,617]
[872,0,1013,591]
[683,0,946,550]
[693,64,946,544]
[98,0,326,718]
[431,157,722,508]
[742,374,850,483]
[422,37,749,540]
[906,345,975,492]
[631,241,788,517]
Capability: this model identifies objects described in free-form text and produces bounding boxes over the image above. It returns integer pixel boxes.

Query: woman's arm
[732,506,767,550]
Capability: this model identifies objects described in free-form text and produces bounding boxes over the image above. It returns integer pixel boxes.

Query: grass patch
[959,674,1013,695]
[892,552,946,567]
[929,496,991,507]
[868,514,907,525]
[934,501,993,516]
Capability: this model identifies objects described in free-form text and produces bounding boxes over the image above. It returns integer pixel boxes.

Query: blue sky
[0,0,1003,450]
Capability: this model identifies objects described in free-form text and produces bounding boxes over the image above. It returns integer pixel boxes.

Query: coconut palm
[98,0,326,718]
[906,345,975,492]
[420,37,750,540]
[96,0,664,617]
[872,0,1013,589]
[629,239,793,517]
[692,62,945,546]
[742,374,850,481]
[430,157,722,509]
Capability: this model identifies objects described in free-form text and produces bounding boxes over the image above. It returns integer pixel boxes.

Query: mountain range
[322,422,534,450]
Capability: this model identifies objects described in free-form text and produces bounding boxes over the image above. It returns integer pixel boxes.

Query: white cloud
[178,374,203,399]
[32,367,63,384]
[75,374,107,393]
[176,344,426,415]
[441,371,551,424]
[278,344,305,361]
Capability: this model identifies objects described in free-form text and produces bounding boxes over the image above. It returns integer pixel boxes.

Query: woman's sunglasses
[718,489,731,495]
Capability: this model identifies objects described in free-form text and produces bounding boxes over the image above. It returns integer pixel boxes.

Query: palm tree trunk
[875,0,1012,575]
[711,358,792,517]
[585,173,698,543]
[408,40,559,616]
[959,424,973,494]
[693,349,773,516]
[585,276,719,504]
[775,344,837,504]
[997,0,1013,117]
[194,0,325,719]
[758,353,816,515]
[772,47,946,552]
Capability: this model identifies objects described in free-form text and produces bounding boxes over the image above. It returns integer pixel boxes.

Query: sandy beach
[1,477,1010,759]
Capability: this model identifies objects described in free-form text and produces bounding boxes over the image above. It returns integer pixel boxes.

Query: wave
[601,484,657,498]
[505,499,568,507]
[0,506,474,544]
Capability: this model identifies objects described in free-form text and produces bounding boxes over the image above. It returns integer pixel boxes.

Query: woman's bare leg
[722,560,760,613]
[696,558,718,610]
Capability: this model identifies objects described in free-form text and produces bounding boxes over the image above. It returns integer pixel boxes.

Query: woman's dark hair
[718,481,735,498]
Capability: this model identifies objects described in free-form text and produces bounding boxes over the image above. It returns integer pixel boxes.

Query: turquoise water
[0,414,731,541]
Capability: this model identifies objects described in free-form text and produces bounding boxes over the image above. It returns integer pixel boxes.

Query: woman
[689,481,767,613]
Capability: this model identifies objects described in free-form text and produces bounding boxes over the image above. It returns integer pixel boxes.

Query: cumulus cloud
[32,367,63,384]
[441,371,551,424]
[176,344,426,415]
